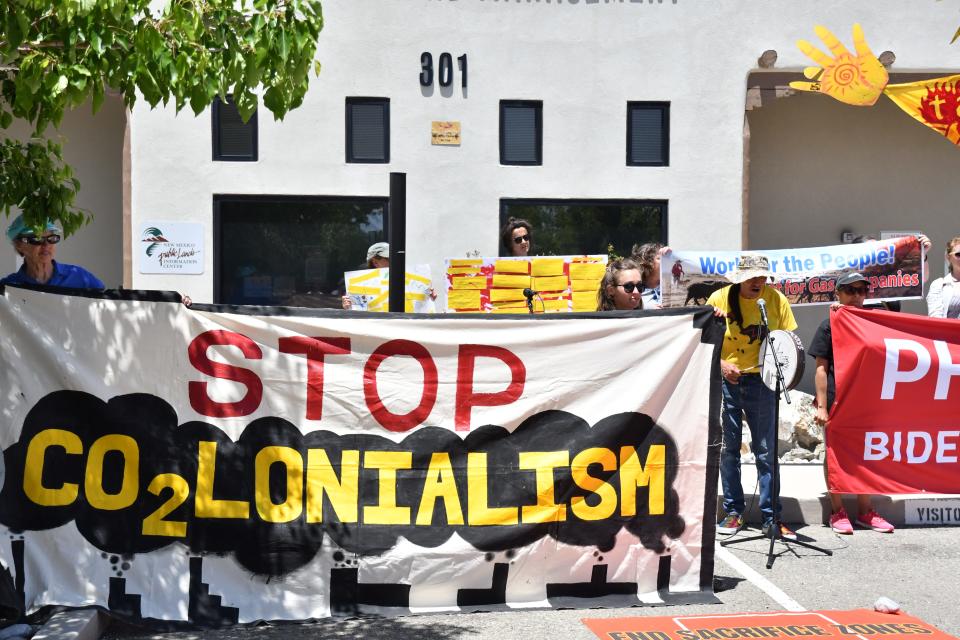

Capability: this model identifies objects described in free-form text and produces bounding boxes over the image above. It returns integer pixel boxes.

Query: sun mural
[789,24,960,147]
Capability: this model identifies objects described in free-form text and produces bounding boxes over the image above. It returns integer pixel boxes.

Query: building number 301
[420,52,468,89]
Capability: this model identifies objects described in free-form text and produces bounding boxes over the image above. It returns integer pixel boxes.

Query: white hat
[366,242,389,261]
[727,254,775,284]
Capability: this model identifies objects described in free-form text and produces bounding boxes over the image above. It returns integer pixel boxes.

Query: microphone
[757,298,769,326]
[522,288,538,299]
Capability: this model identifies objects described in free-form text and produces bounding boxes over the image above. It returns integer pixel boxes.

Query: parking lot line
[715,546,806,612]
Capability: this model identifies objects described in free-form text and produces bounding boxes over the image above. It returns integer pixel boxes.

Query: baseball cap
[836,272,869,288]
[366,242,389,261]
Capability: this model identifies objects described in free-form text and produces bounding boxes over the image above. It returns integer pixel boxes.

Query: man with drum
[708,255,798,541]
[809,271,895,535]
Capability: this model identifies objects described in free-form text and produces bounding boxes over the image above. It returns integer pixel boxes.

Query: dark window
[627,102,669,166]
[346,98,390,163]
[214,196,388,308]
[500,100,542,165]
[499,199,667,257]
[212,97,257,161]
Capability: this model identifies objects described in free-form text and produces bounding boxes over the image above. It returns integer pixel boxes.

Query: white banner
[660,237,923,308]
[0,285,721,625]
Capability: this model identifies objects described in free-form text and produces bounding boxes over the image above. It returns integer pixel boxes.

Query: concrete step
[715,462,960,528]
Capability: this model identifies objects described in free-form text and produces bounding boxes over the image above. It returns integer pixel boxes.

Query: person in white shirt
[926,235,960,319]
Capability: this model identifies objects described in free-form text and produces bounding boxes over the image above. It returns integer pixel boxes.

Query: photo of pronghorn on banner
[0,285,722,625]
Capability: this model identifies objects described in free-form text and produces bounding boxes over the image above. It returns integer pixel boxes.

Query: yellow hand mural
[789,24,888,107]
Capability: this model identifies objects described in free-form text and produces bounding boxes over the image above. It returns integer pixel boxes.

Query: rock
[729,391,823,463]
[814,443,826,461]
[783,447,816,462]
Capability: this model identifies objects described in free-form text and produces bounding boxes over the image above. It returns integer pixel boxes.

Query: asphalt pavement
[98,524,960,640]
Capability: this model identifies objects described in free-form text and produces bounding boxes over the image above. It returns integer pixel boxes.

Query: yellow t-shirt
[706,285,798,369]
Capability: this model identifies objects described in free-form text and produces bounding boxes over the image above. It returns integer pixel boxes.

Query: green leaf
[1,0,325,234]
[91,79,104,114]
[90,32,104,55]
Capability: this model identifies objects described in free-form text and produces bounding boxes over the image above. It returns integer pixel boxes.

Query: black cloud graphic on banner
[0,391,685,577]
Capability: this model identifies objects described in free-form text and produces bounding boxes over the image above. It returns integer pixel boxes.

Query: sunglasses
[18,234,61,246]
[839,286,868,295]
[616,282,643,293]
[513,234,530,245]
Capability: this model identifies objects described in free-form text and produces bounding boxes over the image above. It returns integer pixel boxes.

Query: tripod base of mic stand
[720,526,832,569]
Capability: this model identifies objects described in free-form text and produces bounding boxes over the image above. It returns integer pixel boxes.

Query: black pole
[388,172,406,313]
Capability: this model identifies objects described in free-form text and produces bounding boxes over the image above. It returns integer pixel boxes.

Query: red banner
[828,307,960,494]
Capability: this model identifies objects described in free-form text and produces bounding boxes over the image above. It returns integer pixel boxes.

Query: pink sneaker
[856,510,895,533]
[830,509,853,534]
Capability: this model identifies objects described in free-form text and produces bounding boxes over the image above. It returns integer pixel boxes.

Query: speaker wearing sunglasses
[2,214,104,289]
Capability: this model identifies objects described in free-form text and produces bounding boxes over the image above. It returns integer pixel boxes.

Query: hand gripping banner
[0,285,722,625]
[828,307,960,494]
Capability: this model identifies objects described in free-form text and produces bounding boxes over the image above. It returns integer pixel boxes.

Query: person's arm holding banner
[814,356,830,427]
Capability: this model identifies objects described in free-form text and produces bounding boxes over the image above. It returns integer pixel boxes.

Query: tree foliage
[0,0,323,236]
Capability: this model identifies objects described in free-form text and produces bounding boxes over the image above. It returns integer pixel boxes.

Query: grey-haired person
[2,215,103,289]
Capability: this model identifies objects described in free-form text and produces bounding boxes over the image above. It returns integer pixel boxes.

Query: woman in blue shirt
[2,215,104,289]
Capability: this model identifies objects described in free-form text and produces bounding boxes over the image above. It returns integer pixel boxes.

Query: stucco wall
[1,97,125,288]
[127,0,960,302]
[747,89,960,393]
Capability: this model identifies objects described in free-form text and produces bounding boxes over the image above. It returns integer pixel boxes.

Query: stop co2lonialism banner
[0,285,722,625]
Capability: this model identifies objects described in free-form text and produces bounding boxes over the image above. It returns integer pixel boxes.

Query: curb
[716,463,960,528]
[32,609,108,640]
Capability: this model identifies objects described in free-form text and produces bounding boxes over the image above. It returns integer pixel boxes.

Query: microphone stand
[524,289,535,314]
[720,306,832,568]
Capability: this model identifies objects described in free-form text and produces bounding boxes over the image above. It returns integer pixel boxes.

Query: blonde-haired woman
[927,236,960,319]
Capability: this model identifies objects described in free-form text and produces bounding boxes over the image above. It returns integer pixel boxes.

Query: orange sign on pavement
[583,610,956,640]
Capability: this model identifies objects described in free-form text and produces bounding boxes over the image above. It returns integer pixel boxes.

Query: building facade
[3,0,960,375]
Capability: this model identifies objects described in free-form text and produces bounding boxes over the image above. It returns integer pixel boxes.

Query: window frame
[211,96,258,162]
[212,194,390,305]
[499,197,669,256]
[626,101,670,167]
[499,100,543,166]
[345,97,391,164]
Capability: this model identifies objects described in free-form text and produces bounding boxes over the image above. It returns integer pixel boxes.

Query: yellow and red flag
[884,74,960,145]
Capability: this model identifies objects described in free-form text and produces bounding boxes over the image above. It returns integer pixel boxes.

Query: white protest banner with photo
[660,236,923,307]
[0,286,721,625]
[138,221,204,274]
[344,265,433,312]
[444,255,607,313]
